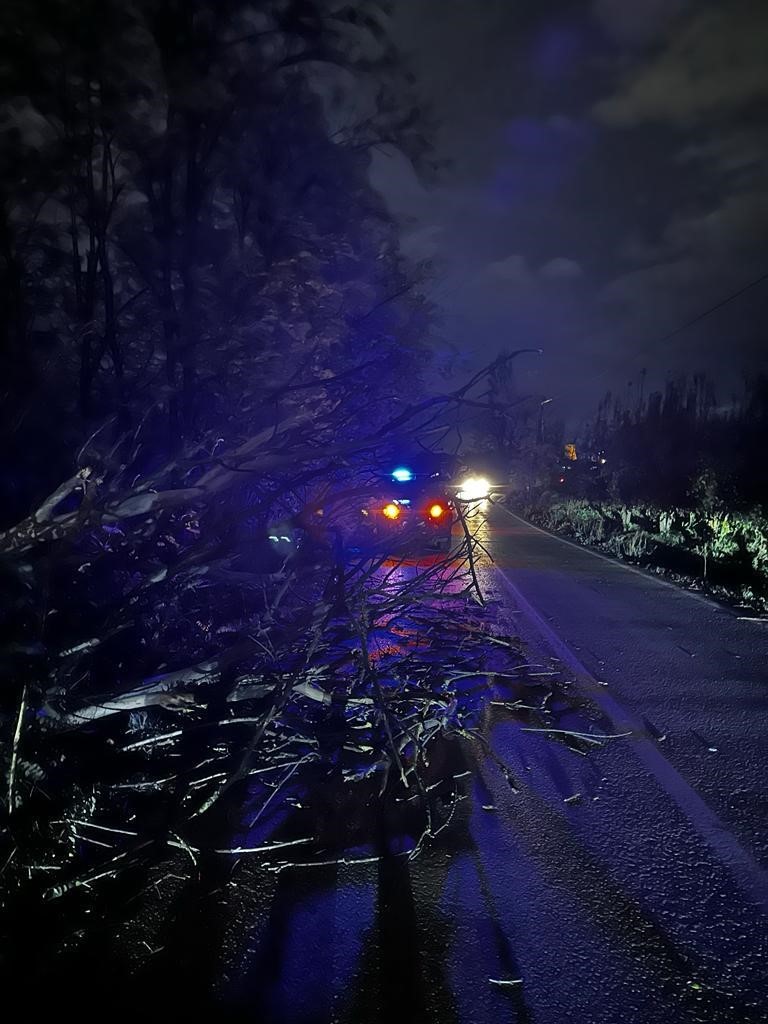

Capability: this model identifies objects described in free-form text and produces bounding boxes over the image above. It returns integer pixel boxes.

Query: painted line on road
[494,503,725,613]
[493,564,768,915]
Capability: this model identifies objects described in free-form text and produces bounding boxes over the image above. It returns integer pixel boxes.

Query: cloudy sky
[370,0,768,421]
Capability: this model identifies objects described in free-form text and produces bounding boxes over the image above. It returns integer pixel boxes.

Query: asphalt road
[94,504,768,1023]
[462,503,768,1023]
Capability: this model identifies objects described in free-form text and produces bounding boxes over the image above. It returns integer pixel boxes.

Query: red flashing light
[383,502,401,520]
[428,503,445,519]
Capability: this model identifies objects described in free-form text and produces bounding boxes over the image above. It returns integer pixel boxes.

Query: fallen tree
[4,352,613,970]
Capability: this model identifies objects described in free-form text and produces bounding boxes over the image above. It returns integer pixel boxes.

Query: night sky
[371,0,768,422]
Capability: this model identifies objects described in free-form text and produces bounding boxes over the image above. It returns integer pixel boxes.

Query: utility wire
[587,266,768,390]
[655,268,768,346]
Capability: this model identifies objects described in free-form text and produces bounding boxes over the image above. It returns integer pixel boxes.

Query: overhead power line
[585,267,768,392]
[656,268,768,346]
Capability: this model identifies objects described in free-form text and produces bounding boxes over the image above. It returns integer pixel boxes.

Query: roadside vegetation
[527,500,768,613]
[521,374,768,613]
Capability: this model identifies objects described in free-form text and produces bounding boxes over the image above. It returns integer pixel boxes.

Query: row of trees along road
[583,374,768,509]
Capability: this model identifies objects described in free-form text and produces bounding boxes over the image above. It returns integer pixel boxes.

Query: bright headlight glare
[457,476,490,501]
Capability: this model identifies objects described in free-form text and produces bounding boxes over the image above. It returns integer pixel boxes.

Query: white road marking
[493,559,768,914]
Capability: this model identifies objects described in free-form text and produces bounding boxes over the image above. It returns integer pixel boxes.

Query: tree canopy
[0,0,433,521]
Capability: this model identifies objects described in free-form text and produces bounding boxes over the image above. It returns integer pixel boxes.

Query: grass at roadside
[520,499,768,614]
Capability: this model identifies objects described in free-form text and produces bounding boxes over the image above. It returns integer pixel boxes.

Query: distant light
[392,467,413,482]
[383,503,401,520]
[457,476,490,501]
[429,503,445,519]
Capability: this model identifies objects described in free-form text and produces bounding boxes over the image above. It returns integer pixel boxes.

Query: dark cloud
[591,0,689,45]
[594,1,768,124]
[541,257,583,280]
[591,0,768,389]
[373,0,768,422]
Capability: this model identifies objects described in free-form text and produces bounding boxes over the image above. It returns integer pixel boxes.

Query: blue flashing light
[392,466,413,482]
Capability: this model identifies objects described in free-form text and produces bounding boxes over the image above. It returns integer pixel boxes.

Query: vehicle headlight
[456,476,491,501]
